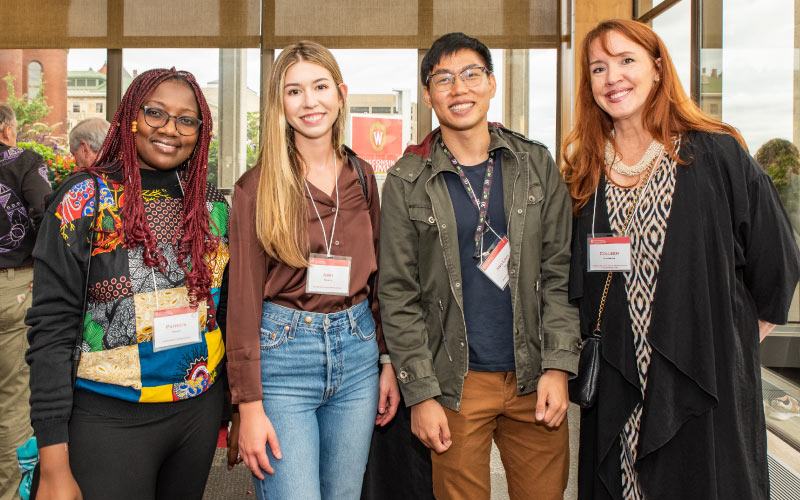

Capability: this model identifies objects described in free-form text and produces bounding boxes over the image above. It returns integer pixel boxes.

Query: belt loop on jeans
[289,310,300,339]
[7,268,14,280]
[346,307,357,334]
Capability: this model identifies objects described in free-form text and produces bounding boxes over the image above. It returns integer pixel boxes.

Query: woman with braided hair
[25,68,230,500]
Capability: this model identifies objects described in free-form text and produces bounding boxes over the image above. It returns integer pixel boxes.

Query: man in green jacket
[379,33,580,500]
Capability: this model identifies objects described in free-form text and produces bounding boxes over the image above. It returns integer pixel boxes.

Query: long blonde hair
[255,41,348,267]
[560,19,744,215]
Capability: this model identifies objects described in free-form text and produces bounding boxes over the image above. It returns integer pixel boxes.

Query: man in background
[0,104,51,500]
[69,117,109,169]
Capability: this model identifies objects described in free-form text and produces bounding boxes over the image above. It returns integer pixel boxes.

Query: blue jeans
[255,300,379,500]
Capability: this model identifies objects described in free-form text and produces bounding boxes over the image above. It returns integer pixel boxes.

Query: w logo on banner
[369,122,388,152]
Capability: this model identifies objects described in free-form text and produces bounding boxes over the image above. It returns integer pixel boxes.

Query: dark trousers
[361,395,434,500]
[38,380,223,500]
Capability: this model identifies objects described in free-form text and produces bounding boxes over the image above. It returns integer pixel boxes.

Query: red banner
[350,115,403,173]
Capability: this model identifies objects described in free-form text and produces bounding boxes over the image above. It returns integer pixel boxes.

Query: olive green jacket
[378,125,580,410]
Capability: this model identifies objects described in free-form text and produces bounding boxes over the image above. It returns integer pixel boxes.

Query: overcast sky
[649,0,794,151]
[67,0,794,152]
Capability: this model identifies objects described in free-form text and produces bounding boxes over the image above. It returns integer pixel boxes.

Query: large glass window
[646,0,800,466]
[27,61,42,101]
[651,0,692,97]
[529,49,557,153]
[332,49,418,192]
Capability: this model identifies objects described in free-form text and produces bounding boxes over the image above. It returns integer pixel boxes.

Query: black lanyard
[440,140,496,259]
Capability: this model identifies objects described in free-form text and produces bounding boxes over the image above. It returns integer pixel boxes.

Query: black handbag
[569,330,602,408]
[568,272,611,408]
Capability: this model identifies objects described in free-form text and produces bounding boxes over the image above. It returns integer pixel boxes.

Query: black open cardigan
[570,131,800,500]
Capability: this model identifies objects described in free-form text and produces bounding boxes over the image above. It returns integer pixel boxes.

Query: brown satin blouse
[226,156,385,404]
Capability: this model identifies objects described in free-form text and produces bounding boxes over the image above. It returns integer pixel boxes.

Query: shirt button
[459,341,465,347]
[518,384,525,391]
[304,316,312,324]
[455,282,460,288]
[510,269,515,275]
[330,207,336,212]
[529,195,536,202]
[399,370,408,379]
[441,223,447,229]
[335,240,340,246]
[428,216,435,224]
[517,208,523,215]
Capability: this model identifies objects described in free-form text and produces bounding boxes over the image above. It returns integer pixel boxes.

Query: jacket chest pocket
[524,182,545,237]
[527,183,545,207]
[409,206,437,228]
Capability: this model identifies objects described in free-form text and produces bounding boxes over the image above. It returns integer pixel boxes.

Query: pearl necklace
[605,139,664,177]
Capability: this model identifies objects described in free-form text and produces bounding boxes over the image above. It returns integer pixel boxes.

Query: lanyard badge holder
[441,141,510,290]
[305,151,351,296]
[587,151,662,272]
[477,229,511,290]
[151,172,202,352]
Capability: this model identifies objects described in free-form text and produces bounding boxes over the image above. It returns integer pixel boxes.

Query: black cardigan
[570,131,800,500]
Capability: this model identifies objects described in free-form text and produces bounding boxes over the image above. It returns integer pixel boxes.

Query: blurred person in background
[0,103,51,500]
[68,118,110,169]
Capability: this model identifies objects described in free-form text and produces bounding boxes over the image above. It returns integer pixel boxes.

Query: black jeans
[47,381,223,500]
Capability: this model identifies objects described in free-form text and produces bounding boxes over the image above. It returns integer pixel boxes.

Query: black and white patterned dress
[604,147,678,499]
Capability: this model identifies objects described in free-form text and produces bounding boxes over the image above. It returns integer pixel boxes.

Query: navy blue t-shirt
[443,154,515,372]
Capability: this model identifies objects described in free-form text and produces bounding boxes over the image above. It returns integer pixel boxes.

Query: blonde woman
[226,41,400,500]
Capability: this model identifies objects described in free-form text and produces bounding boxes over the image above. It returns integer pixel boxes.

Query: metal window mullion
[690,0,702,103]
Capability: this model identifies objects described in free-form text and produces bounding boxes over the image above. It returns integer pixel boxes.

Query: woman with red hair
[562,19,799,499]
[26,68,229,500]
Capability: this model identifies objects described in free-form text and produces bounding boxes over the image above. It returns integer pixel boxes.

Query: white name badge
[306,253,351,296]
[478,236,510,290]
[152,306,202,352]
[587,235,632,272]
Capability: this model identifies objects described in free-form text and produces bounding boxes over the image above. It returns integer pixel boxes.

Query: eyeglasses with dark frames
[426,66,490,92]
[140,106,202,136]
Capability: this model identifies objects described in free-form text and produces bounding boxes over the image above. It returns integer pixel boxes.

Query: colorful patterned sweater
[26,168,230,447]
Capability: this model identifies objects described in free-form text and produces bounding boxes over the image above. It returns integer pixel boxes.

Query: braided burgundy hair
[85,68,217,303]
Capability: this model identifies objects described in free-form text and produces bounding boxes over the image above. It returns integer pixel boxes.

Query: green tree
[205,112,259,184]
[3,73,53,129]
[755,138,800,187]
[755,138,800,224]
[246,111,260,167]
[207,138,219,186]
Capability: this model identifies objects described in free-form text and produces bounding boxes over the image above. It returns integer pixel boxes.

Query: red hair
[85,68,217,302]
[560,19,745,214]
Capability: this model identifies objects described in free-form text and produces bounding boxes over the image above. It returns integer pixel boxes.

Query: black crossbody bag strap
[344,150,376,305]
[347,150,369,200]
[70,176,99,387]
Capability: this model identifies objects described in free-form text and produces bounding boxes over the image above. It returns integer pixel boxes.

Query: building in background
[201,80,260,126]
[66,63,134,131]
[0,49,67,133]
[700,67,722,121]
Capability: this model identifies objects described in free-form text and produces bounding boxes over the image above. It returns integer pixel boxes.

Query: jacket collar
[404,123,515,160]
[404,123,517,176]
